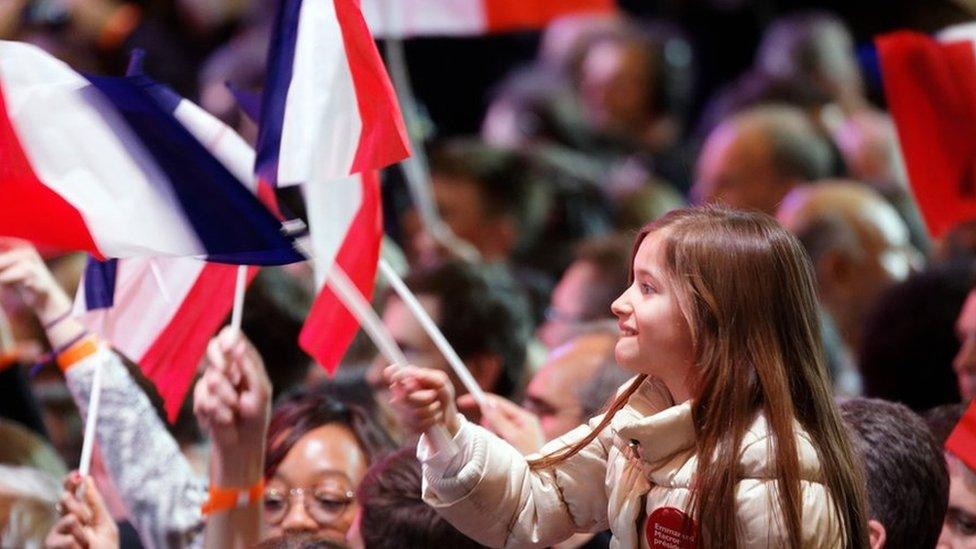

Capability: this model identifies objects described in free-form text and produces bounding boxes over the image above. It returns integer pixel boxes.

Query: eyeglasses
[262,486,356,526]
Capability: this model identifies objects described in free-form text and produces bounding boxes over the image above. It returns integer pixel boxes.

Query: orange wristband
[56,335,99,373]
[201,479,265,515]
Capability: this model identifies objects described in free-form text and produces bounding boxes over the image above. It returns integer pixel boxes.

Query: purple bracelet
[43,310,73,330]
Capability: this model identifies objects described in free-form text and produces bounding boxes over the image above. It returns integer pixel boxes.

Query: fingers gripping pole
[378,259,488,409]
[322,262,456,454]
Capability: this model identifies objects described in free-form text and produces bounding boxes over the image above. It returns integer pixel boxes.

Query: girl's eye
[640,283,654,295]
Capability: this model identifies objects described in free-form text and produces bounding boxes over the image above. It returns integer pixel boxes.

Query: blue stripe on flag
[84,74,303,266]
[226,82,262,124]
[253,0,303,187]
[83,257,117,310]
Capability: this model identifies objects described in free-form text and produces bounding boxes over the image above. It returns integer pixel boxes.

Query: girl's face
[611,233,694,399]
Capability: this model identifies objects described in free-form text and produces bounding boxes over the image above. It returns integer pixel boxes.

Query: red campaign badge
[645,507,696,549]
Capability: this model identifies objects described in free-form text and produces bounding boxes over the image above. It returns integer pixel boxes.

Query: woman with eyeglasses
[195,328,396,548]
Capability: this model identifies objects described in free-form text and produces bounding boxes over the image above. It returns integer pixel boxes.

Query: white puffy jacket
[420,377,844,548]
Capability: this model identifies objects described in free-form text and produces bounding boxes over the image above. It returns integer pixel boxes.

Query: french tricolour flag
[71,61,268,421]
[0,41,300,265]
[255,0,410,187]
[362,0,616,38]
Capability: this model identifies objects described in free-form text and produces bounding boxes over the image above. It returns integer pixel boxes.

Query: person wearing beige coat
[418,376,843,549]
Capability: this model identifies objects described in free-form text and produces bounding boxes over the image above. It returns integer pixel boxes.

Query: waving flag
[255,0,410,187]
[877,30,976,239]
[71,58,269,421]
[947,400,976,471]
[0,41,300,265]
[299,171,382,373]
[362,0,616,38]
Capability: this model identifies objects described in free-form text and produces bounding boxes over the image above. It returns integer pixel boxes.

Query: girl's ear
[867,518,886,549]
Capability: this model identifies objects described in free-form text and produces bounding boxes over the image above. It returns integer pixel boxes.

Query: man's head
[839,398,948,549]
[926,404,976,549]
[524,331,617,440]
[408,140,532,265]
[355,447,484,548]
[777,181,918,350]
[537,234,631,348]
[372,261,531,400]
[692,104,833,214]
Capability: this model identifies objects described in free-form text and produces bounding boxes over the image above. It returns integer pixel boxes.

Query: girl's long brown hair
[530,206,869,548]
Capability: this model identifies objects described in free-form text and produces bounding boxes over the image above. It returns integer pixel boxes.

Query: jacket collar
[611,379,696,463]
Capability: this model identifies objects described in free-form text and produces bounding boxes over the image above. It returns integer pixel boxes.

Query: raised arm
[0,239,206,549]
[385,365,612,548]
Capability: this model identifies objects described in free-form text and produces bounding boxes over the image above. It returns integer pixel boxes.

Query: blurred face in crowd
[523,333,615,440]
[939,456,976,548]
[406,175,515,265]
[263,424,368,543]
[954,289,976,403]
[693,121,787,214]
[778,183,918,349]
[369,295,501,400]
[611,233,693,398]
[537,260,601,348]
[578,39,653,137]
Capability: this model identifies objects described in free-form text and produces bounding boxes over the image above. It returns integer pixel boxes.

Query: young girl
[387,206,870,548]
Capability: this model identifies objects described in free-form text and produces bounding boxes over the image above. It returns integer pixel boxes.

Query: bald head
[693,105,833,214]
[777,181,918,348]
[524,331,617,440]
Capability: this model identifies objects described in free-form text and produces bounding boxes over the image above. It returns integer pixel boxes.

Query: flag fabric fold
[299,171,383,373]
[255,0,410,187]
[0,40,300,265]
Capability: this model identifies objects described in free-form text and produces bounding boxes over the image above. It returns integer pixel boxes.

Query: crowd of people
[1,1,976,548]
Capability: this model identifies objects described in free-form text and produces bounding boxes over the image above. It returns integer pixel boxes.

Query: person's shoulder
[738,415,823,481]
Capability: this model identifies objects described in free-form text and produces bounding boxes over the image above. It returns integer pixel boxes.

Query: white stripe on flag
[362,0,485,38]
[303,174,363,287]
[278,0,363,187]
[0,42,204,257]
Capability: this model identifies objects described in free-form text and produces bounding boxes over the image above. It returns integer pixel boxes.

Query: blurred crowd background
[4,0,976,547]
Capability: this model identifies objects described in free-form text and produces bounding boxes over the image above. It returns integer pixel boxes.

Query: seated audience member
[537,235,632,348]
[692,104,834,214]
[859,262,974,411]
[369,261,532,402]
[755,10,867,115]
[355,447,486,549]
[955,288,976,402]
[926,404,976,548]
[839,398,948,548]
[404,140,543,268]
[195,329,397,547]
[44,471,118,549]
[777,181,919,394]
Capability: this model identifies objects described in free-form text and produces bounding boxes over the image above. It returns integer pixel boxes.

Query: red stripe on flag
[877,31,976,239]
[334,0,411,175]
[947,400,976,472]
[483,0,616,33]
[300,170,383,373]
[140,263,259,421]
[0,82,101,256]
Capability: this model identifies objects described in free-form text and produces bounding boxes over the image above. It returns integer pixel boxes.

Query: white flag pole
[77,359,104,485]
[383,38,480,263]
[230,265,248,333]
[378,258,488,409]
[317,256,456,454]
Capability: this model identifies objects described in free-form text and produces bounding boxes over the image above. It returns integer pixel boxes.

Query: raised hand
[193,327,270,486]
[384,365,461,436]
[45,471,119,549]
[0,238,72,325]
